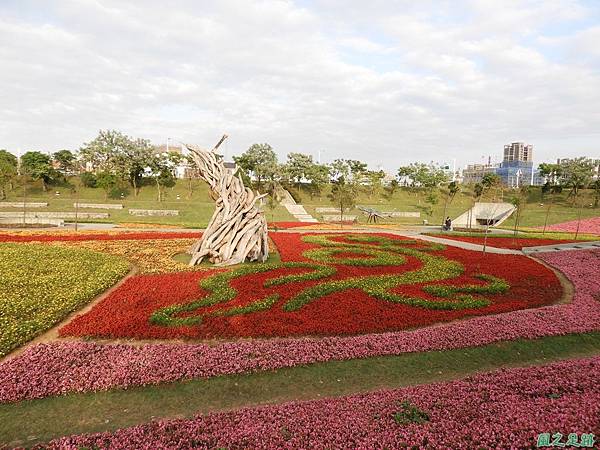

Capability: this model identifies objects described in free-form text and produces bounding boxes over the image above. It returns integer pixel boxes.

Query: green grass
[2,332,600,447]
[0,244,129,357]
[2,179,599,229]
[1,178,294,228]
[296,185,600,229]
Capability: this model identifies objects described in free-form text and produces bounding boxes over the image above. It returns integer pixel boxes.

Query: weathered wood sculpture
[186,135,269,266]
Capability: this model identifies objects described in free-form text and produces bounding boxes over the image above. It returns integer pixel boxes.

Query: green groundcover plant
[0,243,129,357]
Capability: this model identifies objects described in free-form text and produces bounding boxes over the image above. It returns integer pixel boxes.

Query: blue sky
[1,0,599,171]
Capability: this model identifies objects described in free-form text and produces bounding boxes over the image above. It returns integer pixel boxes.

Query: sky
[1,0,599,171]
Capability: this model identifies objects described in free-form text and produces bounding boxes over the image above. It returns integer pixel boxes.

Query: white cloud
[0,0,599,170]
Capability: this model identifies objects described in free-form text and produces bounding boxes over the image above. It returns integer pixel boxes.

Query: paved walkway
[522,240,600,254]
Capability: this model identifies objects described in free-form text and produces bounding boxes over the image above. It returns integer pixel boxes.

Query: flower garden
[1,228,599,448]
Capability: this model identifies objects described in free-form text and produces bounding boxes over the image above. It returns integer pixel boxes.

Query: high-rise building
[503,142,533,163]
[497,142,542,187]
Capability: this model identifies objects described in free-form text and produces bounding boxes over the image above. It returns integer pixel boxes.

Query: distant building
[462,142,543,187]
[503,142,533,163]
[497,142,543,187]
[462,163,499,184]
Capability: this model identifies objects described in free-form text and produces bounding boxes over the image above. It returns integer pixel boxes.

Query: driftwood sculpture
[186,135,269,266]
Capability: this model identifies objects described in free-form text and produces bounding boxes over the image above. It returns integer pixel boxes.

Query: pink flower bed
[1,249,599,403]
[36,356,600,449]
[544,216,600,235]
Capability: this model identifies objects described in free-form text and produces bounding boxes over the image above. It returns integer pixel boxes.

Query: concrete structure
[129,209,179,216]
[452,202,516,229]
[0,202,48,208]
[323,214,357,223]
[73,203,124,209]
[0,211,109,219]
[0,217,64,227]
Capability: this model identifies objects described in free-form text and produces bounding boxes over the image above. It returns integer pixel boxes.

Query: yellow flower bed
[54,239,199,274]
[0,243,129,357]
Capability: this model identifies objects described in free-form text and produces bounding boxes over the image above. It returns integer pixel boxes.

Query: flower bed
[543,217,600,235]
[1,247,597,404]
[426,234,583,249]
[0,243,129,357]
[267,221,312,229]
[58,233,561,340]
[0,231,201,243]
[35,355,600,449]
[56,238,198,274]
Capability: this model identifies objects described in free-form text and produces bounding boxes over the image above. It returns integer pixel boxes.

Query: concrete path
[522,240,600,254]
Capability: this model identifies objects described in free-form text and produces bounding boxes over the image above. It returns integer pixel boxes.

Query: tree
[384,179,399,198]
[542,184,563,234]
[329,159,367,182]
[481,173,501,200]
[233,143,278,190]
[150,152,180,202]
[304,163,330,199]
[561,157,594,199]
[365,170,385,199]
[80,172,97,188]
[20,151,55,191]
[440,181,460,226]
[183,154,199,199]
[79,130,133,173]
[591,178,600,208]
[53,150,77,173]
[417,190,438,218]
[283,152,314,191]
[118,138,154,196]
[510,186,530,236]
[95,171,119,200]
[396,163,447,188]
[0,150,18,200]
[328,176,358,224]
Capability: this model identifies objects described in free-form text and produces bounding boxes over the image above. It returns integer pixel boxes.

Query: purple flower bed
[1,249,600,404]
[36,356,600,449]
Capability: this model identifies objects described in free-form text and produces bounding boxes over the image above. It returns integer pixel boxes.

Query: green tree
[119,138,154,196]
[397,163,447,188]
[283,152,314,191]
[481,173,501,200]
[53,150,77,173]
[328,176,358,224]
[561,157,594,199]
[440,181,460,226]
[233,143,278,190]
[304,163,330,199]
[150,152,180,202]
[591,178,600,208]
[0,150,18,200]
[20,151,55,191]
[95,171,119,200]
[79,130,132,173]
[365,170,385,199]
[80,172,97,188]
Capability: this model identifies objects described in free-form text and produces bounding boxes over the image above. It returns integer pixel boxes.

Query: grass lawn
[2,331,600,447]
[0,243,129,357]
[2,179,599,229]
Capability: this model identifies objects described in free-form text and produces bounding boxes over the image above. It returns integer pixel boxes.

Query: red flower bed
[268,221,313,229]
[428,235,579,249]
[60,233,562,340]
[0,231,201,243]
